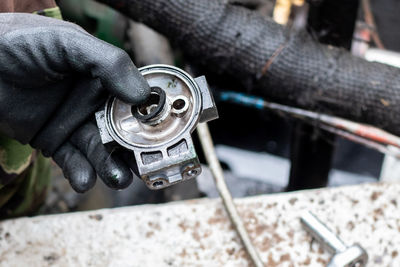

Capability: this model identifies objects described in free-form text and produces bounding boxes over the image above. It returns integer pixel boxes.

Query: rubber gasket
[132,86,166,122]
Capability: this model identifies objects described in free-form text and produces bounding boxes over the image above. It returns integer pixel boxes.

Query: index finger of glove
[64,30,151,105]
[0,14,150,105]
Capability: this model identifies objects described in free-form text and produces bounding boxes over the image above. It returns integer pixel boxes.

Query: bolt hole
[152,180,164,188]
[187,169,198,177]
[173,98,186,110]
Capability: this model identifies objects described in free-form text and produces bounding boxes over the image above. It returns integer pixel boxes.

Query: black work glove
[0,13,150,192]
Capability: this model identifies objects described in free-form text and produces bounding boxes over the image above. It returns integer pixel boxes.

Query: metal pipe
[365,48,400,68]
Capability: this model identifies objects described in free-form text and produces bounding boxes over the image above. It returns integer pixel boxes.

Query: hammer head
[327,244,368,267]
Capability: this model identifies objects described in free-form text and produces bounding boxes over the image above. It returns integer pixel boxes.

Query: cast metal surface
[301,211,368,267]
[96,64,218,189]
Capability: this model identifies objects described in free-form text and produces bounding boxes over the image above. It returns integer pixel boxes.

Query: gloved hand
[0,13,150,192]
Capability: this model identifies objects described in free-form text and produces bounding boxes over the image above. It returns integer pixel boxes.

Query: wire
[219,91,400,155]
[361,0,385,49]
[319,124,400,158]
[197,123,265,267]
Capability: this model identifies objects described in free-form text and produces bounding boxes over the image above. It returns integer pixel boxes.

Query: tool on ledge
[300,211,368,267]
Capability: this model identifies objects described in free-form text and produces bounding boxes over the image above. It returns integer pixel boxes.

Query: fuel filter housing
[95,64,218,189]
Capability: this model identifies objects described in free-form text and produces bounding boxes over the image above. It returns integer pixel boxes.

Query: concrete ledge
[0,182,399,266]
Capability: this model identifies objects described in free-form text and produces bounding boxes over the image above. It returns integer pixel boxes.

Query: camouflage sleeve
[0,6,62,219]
[0,150,51,218]
[0,135,52,218]
[33,6,63,20]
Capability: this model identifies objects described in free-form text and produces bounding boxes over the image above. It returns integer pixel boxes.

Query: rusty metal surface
[0,182,399,266]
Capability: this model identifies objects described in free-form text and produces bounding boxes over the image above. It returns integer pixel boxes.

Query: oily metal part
[108,66,200,148]
[96,64,218,190]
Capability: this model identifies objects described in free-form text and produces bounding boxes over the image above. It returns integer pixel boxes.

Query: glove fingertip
[102,52,151,105]
[68,168,97,193]
[53,143,97,193]
[101,167,133,190]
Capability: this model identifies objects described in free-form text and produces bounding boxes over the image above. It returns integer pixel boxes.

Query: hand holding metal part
[0,13,151,193]
[96,64,218,190]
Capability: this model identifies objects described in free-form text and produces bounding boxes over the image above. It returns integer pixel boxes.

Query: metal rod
[300,211,347,254]
[197,123,264,267]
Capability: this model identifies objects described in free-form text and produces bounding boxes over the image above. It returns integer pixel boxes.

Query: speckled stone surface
[0,182,399,266]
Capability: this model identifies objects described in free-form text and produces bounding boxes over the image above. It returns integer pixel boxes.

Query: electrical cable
[197,123,265,267]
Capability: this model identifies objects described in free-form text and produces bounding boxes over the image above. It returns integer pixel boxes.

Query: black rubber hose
[98,0,400,136]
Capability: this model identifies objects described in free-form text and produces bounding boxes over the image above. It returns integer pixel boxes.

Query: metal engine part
[95,64,218,190]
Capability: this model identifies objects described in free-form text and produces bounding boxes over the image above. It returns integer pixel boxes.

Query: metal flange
[96,64,218,189]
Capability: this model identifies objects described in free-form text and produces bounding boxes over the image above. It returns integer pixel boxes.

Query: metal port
[132,86,166,122]
[138,94,159,115]
[173,98,186,110]
[171,96,189,117]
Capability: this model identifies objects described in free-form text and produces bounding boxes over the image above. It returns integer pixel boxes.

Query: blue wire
[219,92,264,110]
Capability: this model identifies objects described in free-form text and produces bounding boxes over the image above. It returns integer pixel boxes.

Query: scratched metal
[0,182,399,266]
